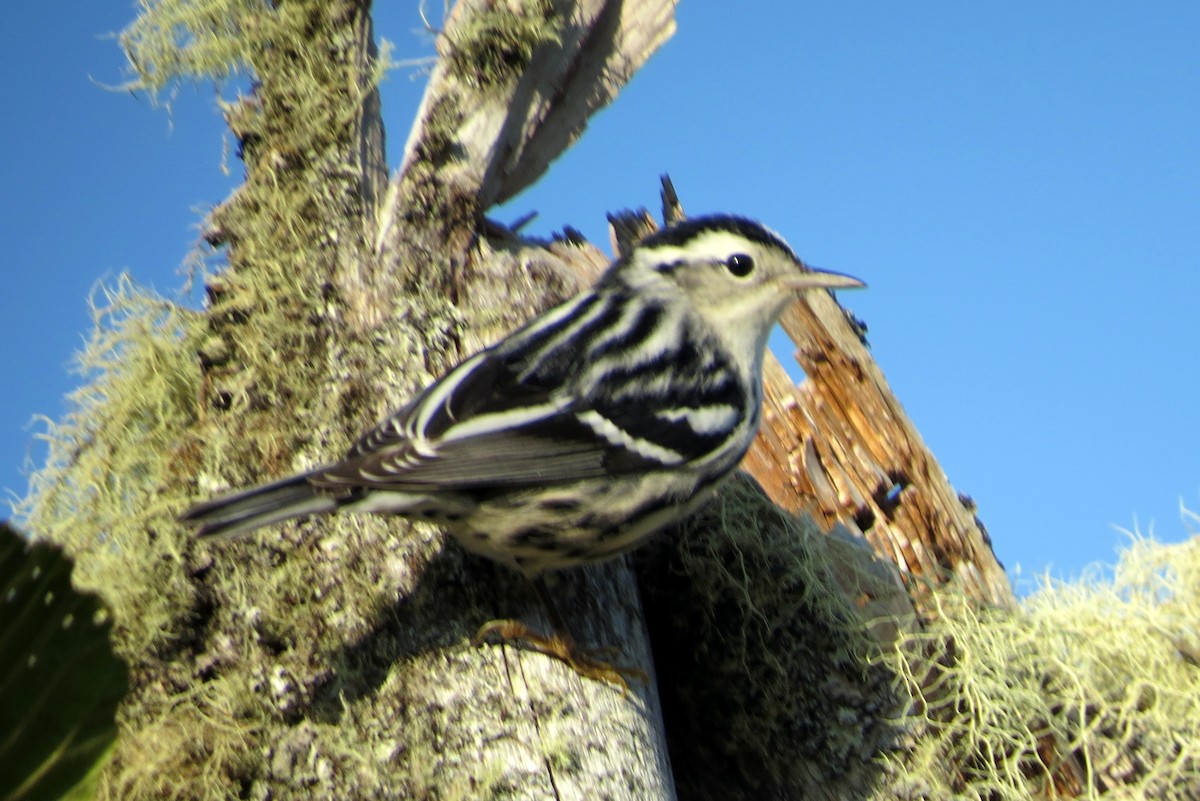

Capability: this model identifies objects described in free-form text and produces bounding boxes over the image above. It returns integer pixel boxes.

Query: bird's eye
[725,253,755,277]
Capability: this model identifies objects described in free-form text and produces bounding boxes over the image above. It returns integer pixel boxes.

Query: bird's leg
[473,576,648,692]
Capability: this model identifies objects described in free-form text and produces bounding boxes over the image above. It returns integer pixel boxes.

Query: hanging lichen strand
[17,3,415,797]
[185,2,389,477]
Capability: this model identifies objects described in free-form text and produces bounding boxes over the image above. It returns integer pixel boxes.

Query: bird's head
[608,215,865,368]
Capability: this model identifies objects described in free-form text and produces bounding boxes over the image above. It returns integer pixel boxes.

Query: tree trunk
[24,1,1020,798]
[178,0,683,798]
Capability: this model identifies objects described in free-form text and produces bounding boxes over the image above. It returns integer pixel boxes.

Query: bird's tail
[181,472,339,539]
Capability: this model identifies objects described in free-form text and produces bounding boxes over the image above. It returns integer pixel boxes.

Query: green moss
[107,675,265,799]
[17,2,425,798]
[638,473,903,799]
[446,0,561,90]
[18,278,207,659]
[118,0,261,93]
[881,534,1200,800]
[120,0,392,101]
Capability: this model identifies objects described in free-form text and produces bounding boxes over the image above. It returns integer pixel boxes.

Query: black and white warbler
[184,215,863,569]
[183,215,863,680]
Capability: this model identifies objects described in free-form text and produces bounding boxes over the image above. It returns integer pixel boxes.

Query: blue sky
[2,3,1197,588]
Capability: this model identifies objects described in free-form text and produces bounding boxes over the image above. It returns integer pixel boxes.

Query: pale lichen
[878,532,1200,800]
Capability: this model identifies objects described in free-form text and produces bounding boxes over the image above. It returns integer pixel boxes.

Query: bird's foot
[473,619,647,692]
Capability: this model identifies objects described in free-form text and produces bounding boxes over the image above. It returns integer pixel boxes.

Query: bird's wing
[345,350,541,458]
[313,409,660,491]
[346,288,625,458]
[321,295,751,492]
[318,346,649,490]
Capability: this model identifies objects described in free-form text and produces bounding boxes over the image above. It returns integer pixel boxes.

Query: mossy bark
[29,1,680,798]
[18,1,1086,799]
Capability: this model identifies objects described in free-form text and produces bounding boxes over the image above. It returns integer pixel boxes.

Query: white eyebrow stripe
[638,230,763,266]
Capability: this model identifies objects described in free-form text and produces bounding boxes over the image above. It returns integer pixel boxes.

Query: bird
[182,214,865,684]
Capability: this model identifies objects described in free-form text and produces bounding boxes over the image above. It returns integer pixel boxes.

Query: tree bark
[33,0,1019,797]
[743,297,1014,609]
[344,3,683,797]
[197,1,683,799]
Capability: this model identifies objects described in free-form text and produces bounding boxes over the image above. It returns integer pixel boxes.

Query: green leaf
[0,521,128,801]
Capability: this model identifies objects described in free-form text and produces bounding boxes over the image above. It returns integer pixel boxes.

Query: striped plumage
[182,215,864,576]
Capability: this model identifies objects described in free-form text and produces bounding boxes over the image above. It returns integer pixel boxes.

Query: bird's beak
[786,265,866,291]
